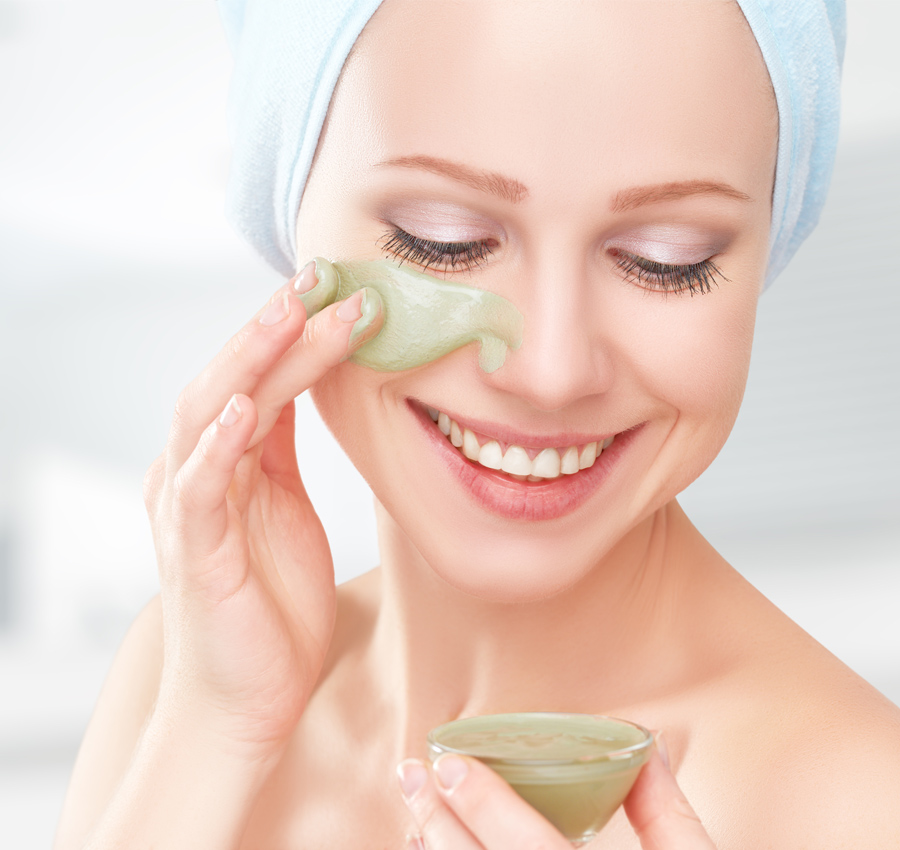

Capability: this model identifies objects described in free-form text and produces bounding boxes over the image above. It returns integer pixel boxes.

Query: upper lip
[410,399,623,450]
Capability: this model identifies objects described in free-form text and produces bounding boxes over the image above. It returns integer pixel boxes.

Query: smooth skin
[56,2,900,849]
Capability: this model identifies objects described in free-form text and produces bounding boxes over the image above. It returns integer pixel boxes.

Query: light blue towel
[218,0,845,288]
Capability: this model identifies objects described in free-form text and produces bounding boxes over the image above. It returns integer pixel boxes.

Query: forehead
[325,0,776,211]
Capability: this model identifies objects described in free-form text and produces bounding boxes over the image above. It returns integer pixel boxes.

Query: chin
[418,530,603,604]
[375,475,660,605]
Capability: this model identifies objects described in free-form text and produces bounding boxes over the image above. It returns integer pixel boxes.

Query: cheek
[633,289,758,471]
[309,363,420,519]
[309,367,381,465]
[616,282,756,404]
[693,300,756,423]
[599,286,758,520]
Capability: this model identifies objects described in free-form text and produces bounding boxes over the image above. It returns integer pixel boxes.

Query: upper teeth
[427,406,614,481]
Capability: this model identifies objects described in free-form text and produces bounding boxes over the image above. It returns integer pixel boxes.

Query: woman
[54,1,900,848]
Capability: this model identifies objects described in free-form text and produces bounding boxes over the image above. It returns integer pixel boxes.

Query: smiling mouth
[424,405,616,484]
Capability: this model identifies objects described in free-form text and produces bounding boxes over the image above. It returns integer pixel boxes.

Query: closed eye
[379,227,497,272]
[610,248,727,296]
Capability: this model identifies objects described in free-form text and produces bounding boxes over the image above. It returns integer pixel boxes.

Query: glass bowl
[427,712,653,846]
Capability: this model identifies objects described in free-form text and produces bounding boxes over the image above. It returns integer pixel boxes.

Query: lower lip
[408,402,640,522]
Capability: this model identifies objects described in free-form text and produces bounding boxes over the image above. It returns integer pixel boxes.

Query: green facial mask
[298,258,523,373]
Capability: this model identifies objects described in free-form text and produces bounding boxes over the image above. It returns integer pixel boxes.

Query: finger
[143,452,166,520]
[623,740,716,850]
[397,759,482,850]
[431,754,569,850]
[166,261,321,472]
[169,393,259,562]
[248,285,384,448]
[258,399,302,492]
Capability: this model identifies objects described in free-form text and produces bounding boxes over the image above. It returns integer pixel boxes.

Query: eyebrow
[377,155,529,204]
[611,180,752,212]
[376,159,750,213]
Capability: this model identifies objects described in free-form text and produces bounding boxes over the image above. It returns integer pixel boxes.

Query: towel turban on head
[217,0,846,288]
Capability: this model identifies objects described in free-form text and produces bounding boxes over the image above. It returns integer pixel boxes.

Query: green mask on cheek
[298,258,523,373]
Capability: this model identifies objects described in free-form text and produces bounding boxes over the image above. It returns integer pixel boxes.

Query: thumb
[623,733,717,850]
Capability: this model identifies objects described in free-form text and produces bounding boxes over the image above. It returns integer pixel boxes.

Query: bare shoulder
[680,613,900,849]
[755,664,899,848]
[790,680,900,848]
[54,595,164,849]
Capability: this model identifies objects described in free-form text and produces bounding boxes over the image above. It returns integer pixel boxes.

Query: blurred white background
[0,2,898,847]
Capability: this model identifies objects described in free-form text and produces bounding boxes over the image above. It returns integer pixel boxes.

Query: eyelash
[379,227,496,272]
[610,248,726,296]
[379,228,726,296]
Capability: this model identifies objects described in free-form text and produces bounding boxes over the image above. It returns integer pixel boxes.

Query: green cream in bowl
[427,712,652,845]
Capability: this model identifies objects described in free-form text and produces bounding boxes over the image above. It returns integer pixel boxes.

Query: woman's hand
[143,261,382,754]
[398,736,716,849]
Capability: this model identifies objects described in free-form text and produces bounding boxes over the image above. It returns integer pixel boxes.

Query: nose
[482,258,615,412]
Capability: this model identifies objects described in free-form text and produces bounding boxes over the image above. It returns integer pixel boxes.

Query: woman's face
[297,0,777,601]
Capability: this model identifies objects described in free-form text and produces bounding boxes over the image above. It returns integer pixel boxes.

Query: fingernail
[406,836,425,850]
[655,730,670,770]
[336,290,363,323]
[218,395,242,428]
[294,257,338,318]
[434,754,468,793]
[291,260,318,294]
[259,292,290,326]
[346,288,384,355]
[397,759,428,802]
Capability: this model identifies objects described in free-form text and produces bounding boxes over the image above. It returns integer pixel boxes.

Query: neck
[370,499,711,757]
